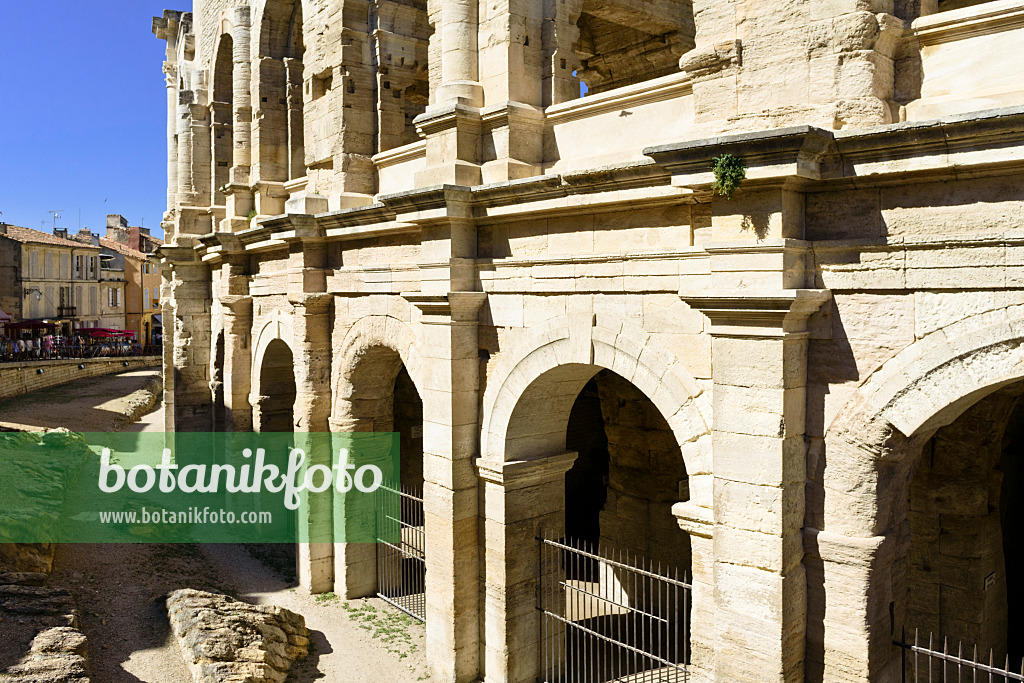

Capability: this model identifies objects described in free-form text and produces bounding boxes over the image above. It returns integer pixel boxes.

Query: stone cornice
[680,288,831,337]
[913,0,1024,44]
[402,292,487,322]
[645,125,836,190]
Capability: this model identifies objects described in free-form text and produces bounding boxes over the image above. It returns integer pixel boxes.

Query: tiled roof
[98,237,148,261]
[1,225,100,249]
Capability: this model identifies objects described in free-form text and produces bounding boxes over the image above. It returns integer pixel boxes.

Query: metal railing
[0,343,161,362]
[375,482,426,622]
[896,628,1024,682]
[539,533,691,683]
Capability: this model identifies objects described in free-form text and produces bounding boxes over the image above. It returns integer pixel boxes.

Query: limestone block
[712,385,804,437]
[712,336,807,389]
[714,432,806,487]
[714,478,802,536]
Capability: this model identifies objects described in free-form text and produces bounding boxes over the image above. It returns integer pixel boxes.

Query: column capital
[680,288,830,337]
[476,452,578,489]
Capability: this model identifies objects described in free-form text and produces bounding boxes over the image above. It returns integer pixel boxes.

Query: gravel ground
[0,368,161,432]
[5,393,428,682]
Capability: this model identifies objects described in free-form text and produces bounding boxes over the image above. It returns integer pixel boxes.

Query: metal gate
[539,533,691,682]
[375,482,426,621]
[895,628,1024,682]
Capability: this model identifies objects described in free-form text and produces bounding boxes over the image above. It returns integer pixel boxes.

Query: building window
[108,287,121,309]
[89,287,97,316]
[61,254,69,279]
[144,287,150,309]
[30,251,38,279]
[45,253,53,279]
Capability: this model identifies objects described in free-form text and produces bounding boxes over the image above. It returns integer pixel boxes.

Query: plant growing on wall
[711,153,746,200]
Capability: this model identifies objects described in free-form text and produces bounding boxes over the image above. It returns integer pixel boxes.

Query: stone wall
[0,357,160,401]
[154,0,1024,681]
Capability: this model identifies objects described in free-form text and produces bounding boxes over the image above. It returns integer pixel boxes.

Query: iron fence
[896,628,1024,682]
[375,482,426,622]
[539,533,691,683]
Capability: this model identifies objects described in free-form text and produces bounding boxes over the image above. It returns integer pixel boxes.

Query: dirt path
[204,545,428,682]
[0,367,161,432]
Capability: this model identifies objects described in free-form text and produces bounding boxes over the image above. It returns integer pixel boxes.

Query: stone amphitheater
[153,0,1024,680]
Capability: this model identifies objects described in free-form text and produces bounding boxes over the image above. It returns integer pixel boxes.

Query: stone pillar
[806,528,897,683]
[682,290,829,683]
[176,92,197,206]
[221,7,255,232]
[219,292,253,432]
[290,278,333,593]
[434,0,483,107]
[404,291,486,683]
[163,248,214,433]
[476,452,578,683]
[164,64,179,215]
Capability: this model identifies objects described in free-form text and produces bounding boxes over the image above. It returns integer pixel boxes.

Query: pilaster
[404,290,486,683]
[682,289,829,683]
[292,292,334,594]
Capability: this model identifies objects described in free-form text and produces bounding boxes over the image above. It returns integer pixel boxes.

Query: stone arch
[331,315,423,422]
[211,30,234,206]
[822,312,1024,537]
[481,314,710,503]
[811,310,1024,682]
[329,313,426,601]
[250,308,296,404]
[253,0,305,183]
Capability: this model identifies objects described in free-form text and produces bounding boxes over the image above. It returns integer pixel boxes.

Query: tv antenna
[48,210,64,230]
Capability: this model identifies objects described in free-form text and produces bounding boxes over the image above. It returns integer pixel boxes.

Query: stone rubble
[165,589,310,683]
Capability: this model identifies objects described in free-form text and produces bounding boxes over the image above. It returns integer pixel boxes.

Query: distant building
[0,223,102,334]
[105,215,164,344]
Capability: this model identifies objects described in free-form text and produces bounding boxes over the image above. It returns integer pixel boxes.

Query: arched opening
[371,0,432,152]
[258,0,305,183]
[901,382,1024,666]
[212,34,234,206]
[212,330,225,431]
[257,338,296,432]
[565,370,690,573]
[336,344,425,618]
[495,360,694,680]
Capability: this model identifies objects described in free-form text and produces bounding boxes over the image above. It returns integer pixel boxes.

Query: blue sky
[0,1,178,238]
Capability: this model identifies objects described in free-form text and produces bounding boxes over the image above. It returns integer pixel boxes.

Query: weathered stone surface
[155,0,1024,682]
[1,627,90,683]
[165,589,310,683]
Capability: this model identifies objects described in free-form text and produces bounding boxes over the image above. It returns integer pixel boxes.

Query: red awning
[0,309,11,322]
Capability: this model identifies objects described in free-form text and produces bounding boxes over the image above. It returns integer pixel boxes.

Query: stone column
[232,6,252,175]
[290,279,333,593]
[404,291,486,683]
[476,452,578,683]
[682,290,829,683]
[221,7,255,232]
[219,292,253,432]
[176,92,197,206]
[434,0,483,107]
[164,64,179,215]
